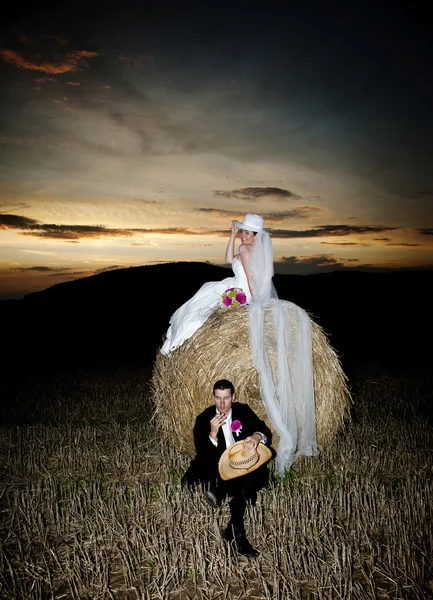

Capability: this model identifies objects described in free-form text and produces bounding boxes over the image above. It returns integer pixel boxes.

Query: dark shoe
[223,522,259,558]
[205,489,221,507]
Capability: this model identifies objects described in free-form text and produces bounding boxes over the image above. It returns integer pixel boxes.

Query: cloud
[17,33,32,44]
[10,266,71,272]
[47,271,86,277]
[385,242,420,247]
[93,265,123,273]
[267,224,399,238]
[410,190,433,199]
[320,241,364,246]
[0,202,32,211]
[136,199,163,205]
[275,254,351,274]
[196,206,321,221]
[280,255,348,267]
[0,213,399,242]
[42,31,69,46]
[0,214,40,229]
[213,187,301,201]
[20,249,56,256]
[0,47,99,75]
[0,213,213,240]
[412,228,433,236]
[118,53,155,67]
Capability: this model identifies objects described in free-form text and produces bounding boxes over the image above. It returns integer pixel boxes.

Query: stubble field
[0,363,432,599]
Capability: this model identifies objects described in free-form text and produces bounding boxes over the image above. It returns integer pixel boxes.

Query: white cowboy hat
[218,440,272,480]
[231,213,264,233]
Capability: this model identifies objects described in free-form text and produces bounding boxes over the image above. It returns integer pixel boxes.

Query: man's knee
[181,465,217,491]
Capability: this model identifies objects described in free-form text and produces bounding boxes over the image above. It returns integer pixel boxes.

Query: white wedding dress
[160,257,251,356]
[161,234,318,475]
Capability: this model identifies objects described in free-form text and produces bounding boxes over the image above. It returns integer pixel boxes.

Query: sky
[1,0,432,299]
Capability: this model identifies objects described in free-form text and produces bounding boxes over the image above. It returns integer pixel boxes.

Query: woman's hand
[231,223,239,236]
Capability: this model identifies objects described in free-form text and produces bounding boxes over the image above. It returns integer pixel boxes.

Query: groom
[182,379,274,557]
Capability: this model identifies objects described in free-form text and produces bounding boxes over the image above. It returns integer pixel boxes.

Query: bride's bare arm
[239,245,254,297]
[225,224,239,264]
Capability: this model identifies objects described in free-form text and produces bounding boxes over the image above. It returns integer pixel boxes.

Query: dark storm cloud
[214,188,301,201]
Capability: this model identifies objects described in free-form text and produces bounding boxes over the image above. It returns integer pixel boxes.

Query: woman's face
[239,229,255,245]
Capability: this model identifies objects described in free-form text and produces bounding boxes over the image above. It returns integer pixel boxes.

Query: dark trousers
[182,463,267,529]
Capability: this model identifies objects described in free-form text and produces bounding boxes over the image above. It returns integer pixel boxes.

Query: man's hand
[243,433,262,453]
[210,412,226,441]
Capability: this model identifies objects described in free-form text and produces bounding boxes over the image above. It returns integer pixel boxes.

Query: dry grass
[0,363,432,599]
[152,306,351,457]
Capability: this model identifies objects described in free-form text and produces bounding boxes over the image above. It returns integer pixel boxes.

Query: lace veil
[248,230,318,474]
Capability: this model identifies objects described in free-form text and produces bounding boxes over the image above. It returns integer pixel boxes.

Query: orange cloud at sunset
[1,213,405,242]
[0,213,217,240]
[0,48,99,75]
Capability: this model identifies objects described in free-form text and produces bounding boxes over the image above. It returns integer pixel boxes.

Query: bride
[160,213,262,356]
[161,213,318,474]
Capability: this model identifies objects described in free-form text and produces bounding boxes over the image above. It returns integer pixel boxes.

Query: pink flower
[221,286,246,308]
[230,420,242,433]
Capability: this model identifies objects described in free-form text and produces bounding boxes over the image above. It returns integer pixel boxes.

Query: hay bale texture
[152,306,350,459]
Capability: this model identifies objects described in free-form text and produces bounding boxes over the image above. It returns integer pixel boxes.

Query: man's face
[213,388,235,414]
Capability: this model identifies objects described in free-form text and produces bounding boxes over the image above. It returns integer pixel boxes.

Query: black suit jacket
[183,402,273,489]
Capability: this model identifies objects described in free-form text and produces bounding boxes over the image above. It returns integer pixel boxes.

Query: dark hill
[1,263,431,373]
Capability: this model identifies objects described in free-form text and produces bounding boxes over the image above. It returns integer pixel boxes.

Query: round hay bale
[152,306,351,459]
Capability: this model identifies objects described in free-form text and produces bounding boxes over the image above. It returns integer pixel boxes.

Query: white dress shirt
[209,407,267,447]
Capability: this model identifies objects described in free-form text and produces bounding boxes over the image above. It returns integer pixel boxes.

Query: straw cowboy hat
[218,440,273,481]
[231,213,264,233]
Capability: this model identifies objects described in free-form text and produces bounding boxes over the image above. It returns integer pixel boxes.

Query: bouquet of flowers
[221,287,247,308]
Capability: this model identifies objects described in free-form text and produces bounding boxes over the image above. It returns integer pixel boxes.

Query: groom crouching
[182,379,274,557]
